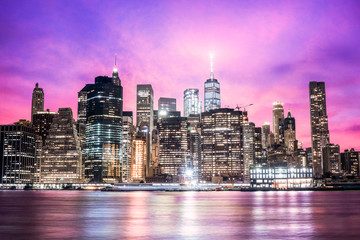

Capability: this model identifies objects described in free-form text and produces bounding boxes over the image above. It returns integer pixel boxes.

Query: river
[0,191,359,239]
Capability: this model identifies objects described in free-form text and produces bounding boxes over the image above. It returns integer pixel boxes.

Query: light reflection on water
[0,191,360,239]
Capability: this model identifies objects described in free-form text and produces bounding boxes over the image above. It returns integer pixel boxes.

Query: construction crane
[235,104,253,112]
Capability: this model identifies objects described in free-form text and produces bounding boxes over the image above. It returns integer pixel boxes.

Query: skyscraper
[184,89,201,117]
[32,110,58,145]
[322,143,341,176]
[284,110,296,153]
[40,108,82,183]
[201,108,244,182]
[243,121,255,182]
[137,84,154,128]
[32,110,58,183]
[131,134,147,181]
[187,114,201,182]
[273,102,284,145]
[158,97,176,112]
[84,69,123,183]
[261,122,271,149]
[341,149,359,176]
[77,85,92,125]
[204,55,220,112]
[309,81,329,177]
[158,117,189,177]
[254,127,265,166]
[122,111,135,182]
[0,123,36,183]
[136,84,154,176]
[31,83,44,122]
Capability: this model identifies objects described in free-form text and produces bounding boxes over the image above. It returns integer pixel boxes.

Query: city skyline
[1,0,360,151]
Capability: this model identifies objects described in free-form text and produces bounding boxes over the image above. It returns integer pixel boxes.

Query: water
[0,191,359,239]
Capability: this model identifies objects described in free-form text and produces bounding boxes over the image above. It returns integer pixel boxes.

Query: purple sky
[1,0,360,150]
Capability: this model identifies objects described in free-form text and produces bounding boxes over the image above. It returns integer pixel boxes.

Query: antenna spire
[210,54,214,80]
[115,53,117,66]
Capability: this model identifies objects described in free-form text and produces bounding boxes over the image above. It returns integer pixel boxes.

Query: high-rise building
[261,122,271,149]
[273,102,284,144]
[32,110,58,145]
[0,123,36,183]
[254,127,265,166]
[341,149,359,176]
[84,70,123,183]
[32,110,58,183]
[136,84,154,176]
[122,111,135,182]
[184,89,201,117]
[187,114,201,182]
[243,121,255,182]
[153,110,181,125]
[158,117,189,177]
[137,85,154,128]
[77,85,93,125]
[284,110,296,153]
[40,108,82,183]
[131,134,147,181]
[309,81,330,177]
[201,108,244,182]
[204,55,220,112]
[322,143,341,176]
[31,83,44,122]
[306,147,313,167]
[158,97,176,112]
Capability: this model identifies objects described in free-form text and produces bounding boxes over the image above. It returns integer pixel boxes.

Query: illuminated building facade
[273,102,284,144]
[153,110,181,125]
[254,127,265,165]
[84,73,123,183]
[261,122,270,149]
[341,149,360,176]
[131,136,146,181]
[32,110,58,183]
[158,97,176,112]
[31,83,44,122]
[0,124,36,183]
[136,84,154,176]
[122,111,134,182]
[309,81,329,177]
[32,110,57,145]
[40,108,82,183]
[184,89,201,117]
[158,117,189,176]
[322,143,341,176]
[187,114,201,181]
[137,84,154,128]
[250,166,313,189]
[243,121,255,182]
[204,55,220,112]
[284,110,296,153]
[201,108,244,182]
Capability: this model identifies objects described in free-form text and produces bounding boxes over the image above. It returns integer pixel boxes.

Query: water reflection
[1,191,360,239]
[251,191,314,239]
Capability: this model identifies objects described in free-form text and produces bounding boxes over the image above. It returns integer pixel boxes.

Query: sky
[0,0,359,150]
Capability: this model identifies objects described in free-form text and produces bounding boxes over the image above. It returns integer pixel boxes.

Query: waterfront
[0,191,359,239]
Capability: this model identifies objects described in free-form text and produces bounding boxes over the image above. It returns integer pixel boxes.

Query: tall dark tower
[204,55,220,112]
[309,81,329,177]
[83,63,123,183]
[31,83,44,122]
[284,110,296,153]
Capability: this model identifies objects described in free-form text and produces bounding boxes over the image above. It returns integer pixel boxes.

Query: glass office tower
[83,72,123,183]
